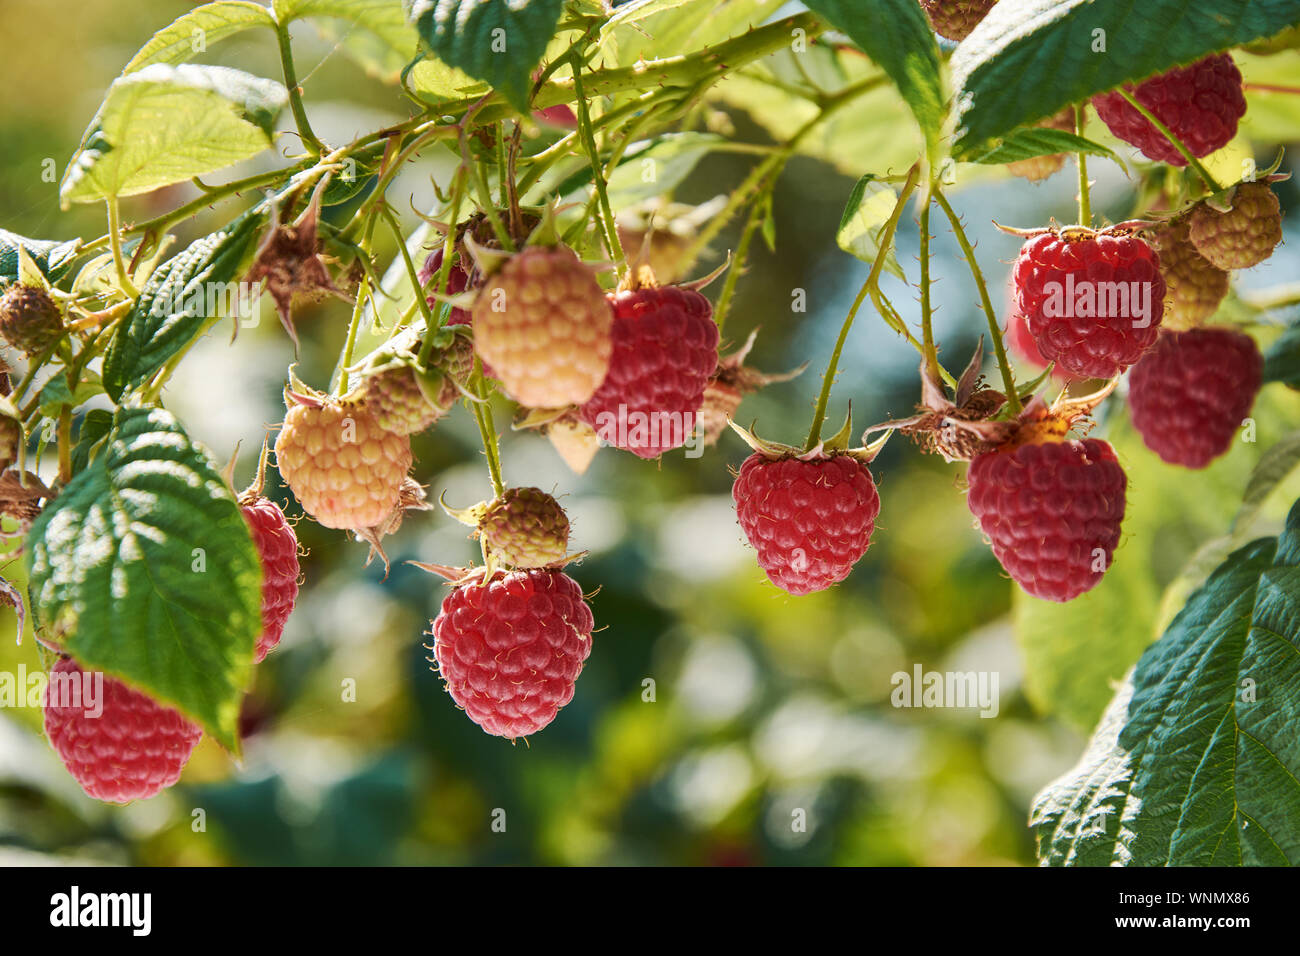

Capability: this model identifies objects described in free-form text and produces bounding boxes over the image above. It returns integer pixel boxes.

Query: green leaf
[0,230,80,285]
[26,408,262,754]
[969,127,1120,166]
[407,0,566,112]
[801,0,946,157]
[598,0,785,67]
[61,64,287,205]
[1031,498,1300,866]
[70,409,114,477]
[275,0,418,83]
[122,2,277,73]
[102,209,267,402]
[951,0,1300,158]
[404,57,489,104]
[836,175,905,281]
[1264,323,1300,388]
[37,373,103,418]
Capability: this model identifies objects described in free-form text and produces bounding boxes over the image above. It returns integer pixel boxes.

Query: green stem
[275,20,323,154]
[469,365,505,497]
[335,212,379,395]
[106,197,138,298]
[918,189,938,381]
[1116,89,1223,192]
[933,189,1020,413]
[570,50,627,277]
[379,204,436,332]
[1075,104,1091,226]
[418,166,469,368]
[713,170,775,333]
[805,164,921,450]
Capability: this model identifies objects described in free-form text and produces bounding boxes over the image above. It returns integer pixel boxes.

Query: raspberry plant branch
[1075,104,1091,226]
[713,170,778,334]
[336,211,379,395]
[570,50,627,281]
[106,197,138,299]
[933,188,1020,414]
[274,18,323,156]
[805,163,921,451]
[1116,89,1224,192]
[917,186,940,383]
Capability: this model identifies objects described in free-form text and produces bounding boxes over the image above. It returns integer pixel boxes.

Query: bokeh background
[2,0,1299,865]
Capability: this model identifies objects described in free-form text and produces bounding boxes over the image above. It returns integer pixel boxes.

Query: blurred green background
[2,0,1299,866]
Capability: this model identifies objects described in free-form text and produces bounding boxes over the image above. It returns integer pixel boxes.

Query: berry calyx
[427,567,595,740]
[1010,226,1165,379]
[471,244,614,408]
[1186,182,1284,270]
[579,284,720,458]
[0,284,64,355]
[698,330,805,448]
[967,436,1127,602]
[1127,327,1262,468]
[44,657,203,803]
[274,385,412,531]
[1090,54,1246,166]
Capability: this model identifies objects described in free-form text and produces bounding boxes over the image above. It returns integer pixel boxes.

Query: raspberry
[1148,217,1230,329]
[43,658,202,803]
[429,568,594,739]
[1127,327,1262,468]
[1007,108,1076,182]
[419,248,472,325]
[274,395,412,530]
[579,286,720,458]
[0,414,21,471]
[966,438,1126,602]
[0,284,64,354]
[357,366,456,436]
[479,487,570,568]
[732,453,881,595]
[1012,230,1165,379]
[472,245,613,408]
[1186,182,1284,270]
[241,496,300,662]
[1091,54,1245,166]
[919,0,996,41]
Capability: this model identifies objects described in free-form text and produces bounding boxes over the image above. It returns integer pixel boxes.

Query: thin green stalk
[468,366,505,497]
[1075,104,1091,226]
[1116,89,1223,191]
[379,204,436,332]
[713,171,776,333]
[933,189,1020,413]
[106,197,138,298]
[335,212,379,395]
[918,190,938,381]
[418,166,469,368]
[275,20,323,154]
[805,164,921,450]
[570,50,626,276]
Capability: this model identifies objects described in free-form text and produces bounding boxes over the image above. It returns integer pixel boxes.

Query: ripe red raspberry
[274,395,412,530]
[732,453,881,595]
[1186,182,1284,270]
[43,658,203,803]
[1091,55,1245,166]
[472,245,613,408]
[1148,217,1229,329]
[479,487,570,568]
[919,0,996,41]
[429,568,594,739]
[579,286,720,458]
[1127,327,1262,468]
[1011,230,1165,378]
[967,438,1127,602]
[0,284,64,354]
[241,496,300,662]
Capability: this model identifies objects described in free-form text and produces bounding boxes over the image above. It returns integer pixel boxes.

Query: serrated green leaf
[952,0,1300,158]
[836,174,905,281]
[407,0,566,112]
[598,0,785,67]
[0,230,80,285]
[61,64,287,205]
[26,408,262,754]
[969,126,1120,166]
[1031,498,1300,866]
[404,57,490,104]
[70,409,115,476]
[37,373,103,418]
[102,209,267,401]
[802,0,946,158]
[122,2,277,73]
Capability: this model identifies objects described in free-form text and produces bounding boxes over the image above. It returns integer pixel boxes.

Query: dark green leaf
[802,0,946,156]
[407,0,566,112]
[969,127,1120,166]
[952,0,1300,158]
[26,408,262,753]
[1031,498,1300,866]
[70,409,114,476]
[0,230,80,285]
[102,209,266,402]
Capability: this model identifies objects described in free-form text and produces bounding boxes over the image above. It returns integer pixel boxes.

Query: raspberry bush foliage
[2,0,1300,865]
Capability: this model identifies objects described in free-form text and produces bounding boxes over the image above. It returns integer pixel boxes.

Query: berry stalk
[805,163,920,450]
[918,189,939,383]
[105,197,138,299]
[1116,89,1223,192]
[336,210,379,395]
[933,189,1020,414]
[571,50,627,279]
[274,19,323,155]
[713,170,777,333]
[1075,104,1091,227]
[417,165,469,368]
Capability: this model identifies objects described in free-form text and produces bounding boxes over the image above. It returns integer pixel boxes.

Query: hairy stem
[571,50,627,277]
[1075,104,1091,226]
[713,171,776,333]
[275,20,323,154]
[106,197,138,298]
